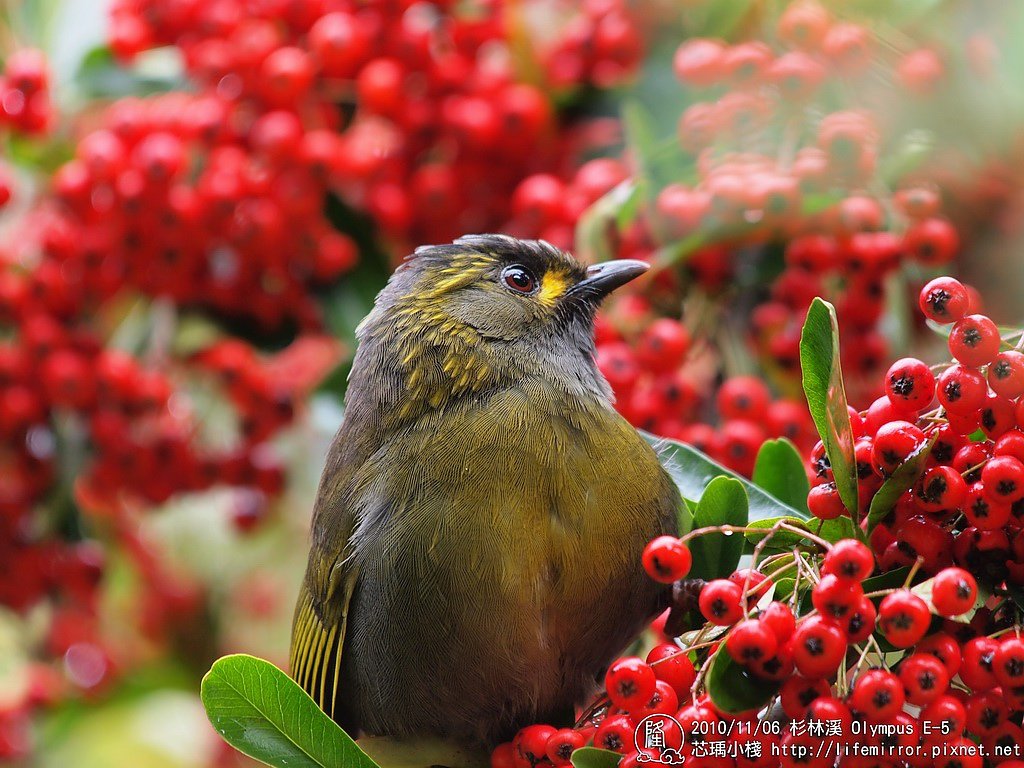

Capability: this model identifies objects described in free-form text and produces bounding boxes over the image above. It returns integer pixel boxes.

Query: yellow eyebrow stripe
[537,270,570,305]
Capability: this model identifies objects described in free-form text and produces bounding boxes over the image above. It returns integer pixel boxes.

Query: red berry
[822,539,875,582]
[993,637,1024,689]
[930,567,977,617]
[981,455,1024,503]
[920,277,970,323]
[717,376,771,422]
[884,357,935,412]
[629,679,679,719]
[872,420,925,476]
[878,590,931,648]
[545,728,585,763]
[843,597,877,644]
[960,636,999,690]
[850,668,905,722]
[916,465,967,513]
[641,536,691,583]
[988,351,1024,399]
[673,38,726,87]
[916,633,962,677]
[811,573,863,623]
[919,694,967,741]
[963,482,1011,531]
[592,714,633,753]
[728,568,772,604]
[779,675,831,719]
[901,651,946,708]
[605,657,656,710]
[904,217,959,265]
[726,619,778,665]
[807,482,845,520]
[791,616,846,677]
[698,579,744,626]
[490,743,516,768]
[777,1,830,49]
[964,689,1008,736]
[759,601,796,643]
[646,643,696,700]
[937,364,988,414]
[636,319,690,374]
[751,638,795,682]
[949,314,1001,368]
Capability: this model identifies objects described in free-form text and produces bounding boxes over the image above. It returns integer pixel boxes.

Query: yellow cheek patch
[537,270,570,305]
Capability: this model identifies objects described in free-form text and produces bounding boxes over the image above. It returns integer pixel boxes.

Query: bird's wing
[289,436,363,728]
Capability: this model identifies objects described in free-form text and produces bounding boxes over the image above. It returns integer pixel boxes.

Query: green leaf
[817,516,860,544]
[800,298,858,517]
[173,314,224,356]
[75,46,184,99]
[571,747,622,768]
[866,436,936,533]
[201,654,380,768]
[575,179,638,263]
[862,567,912,594]
[1006,584,1024,614]
[644,433,809,522]
[4,132,73,173]
[753,439,811,514]
[706,649,778,715]
[912,577,989,624]
[773,577,796,603]
[688,477,749,580]
[743,516,811,551]
[615,181,644,230]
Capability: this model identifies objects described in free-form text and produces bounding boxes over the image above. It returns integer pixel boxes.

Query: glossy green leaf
[688,477,749,580]
[753,439,811,514]
[571,748,622,768]
[800,298,858,516]
[866,436,936,533]
[706,649,777,715]
[743,516,810,551]
[862,567,912,594]
[644,433,809,522]
[773,577,797,603]
[817,516,860,544]
[201,654,380,768]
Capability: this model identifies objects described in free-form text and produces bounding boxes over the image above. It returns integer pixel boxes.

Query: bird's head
[354,235,647,420]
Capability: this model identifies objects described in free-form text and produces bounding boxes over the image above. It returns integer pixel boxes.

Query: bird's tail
[290,585,345,720]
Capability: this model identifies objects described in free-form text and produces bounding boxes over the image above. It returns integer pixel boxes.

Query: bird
[290,234,681,747]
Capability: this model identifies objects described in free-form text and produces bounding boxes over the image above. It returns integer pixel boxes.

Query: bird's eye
[501,265,537,294]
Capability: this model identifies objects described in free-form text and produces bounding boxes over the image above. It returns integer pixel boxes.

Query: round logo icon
[634,713,685,764]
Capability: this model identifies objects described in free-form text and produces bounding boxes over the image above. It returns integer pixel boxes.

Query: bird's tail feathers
[290,587,345,720]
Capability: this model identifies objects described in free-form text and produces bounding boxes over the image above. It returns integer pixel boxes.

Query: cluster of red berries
[594,298,815,475]
[806,277,1024,585]
[493,531,1024,767]
[0,48,52,135]
[502,0,979,453]
[45,90,357,329]
[106,0,640,248]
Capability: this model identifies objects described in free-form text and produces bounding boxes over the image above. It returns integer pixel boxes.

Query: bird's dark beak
[566,259,650,300]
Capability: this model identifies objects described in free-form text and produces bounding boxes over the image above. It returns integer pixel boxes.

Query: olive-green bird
[291,234,680,746]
